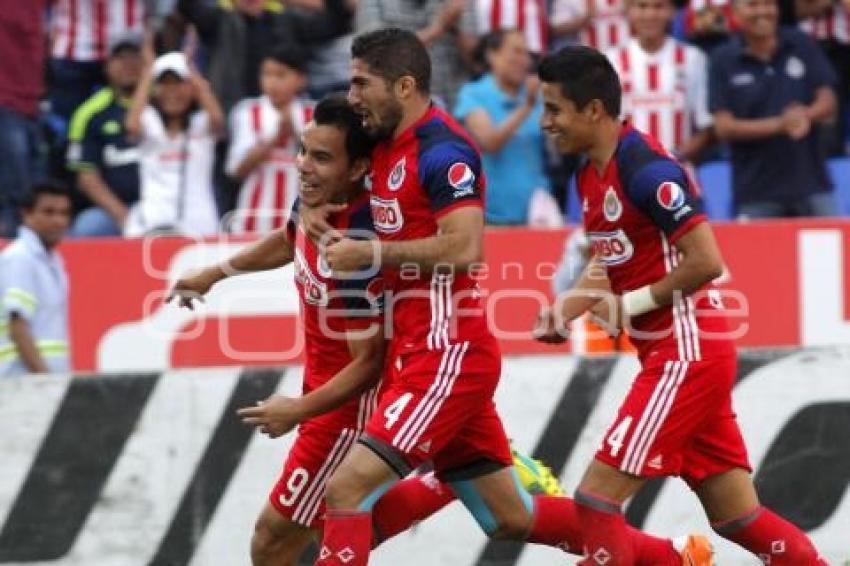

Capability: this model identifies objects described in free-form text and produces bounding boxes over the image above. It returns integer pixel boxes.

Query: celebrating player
[301,29,705,566]
[534,46,826,565]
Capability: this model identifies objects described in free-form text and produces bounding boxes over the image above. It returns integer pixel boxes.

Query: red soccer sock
[316,510,373,566]
[371,473,456,544]
[575,490,634,566]
[713,506,826,565]
[526,495,677,565]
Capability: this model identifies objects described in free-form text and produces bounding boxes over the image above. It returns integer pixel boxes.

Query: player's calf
[251,503,315,566]
[449,465,535,540]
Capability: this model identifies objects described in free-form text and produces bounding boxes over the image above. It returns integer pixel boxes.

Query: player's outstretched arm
[166,227,295,310]
[237,326,385,437]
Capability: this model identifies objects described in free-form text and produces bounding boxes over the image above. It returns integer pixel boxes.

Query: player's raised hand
[299,202,346,244]
[166,267,219,310]
[237,395,305,438]
[532,306,569,344]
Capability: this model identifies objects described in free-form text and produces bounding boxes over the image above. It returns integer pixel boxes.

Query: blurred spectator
[683,0,738,52]
[0,1,49,239]
[550,0,630,53]
[67,35,145,237]
[454,30,559,226]
[798,0,850,155]
[356,0,478,108]
[474,0,549,56]
[0,182,71,377]
[302,0,360,98]
[48,0,152,130]
[710,0,838,218]
[124,52,223,236]
[608,0,715,162]
[226,45,312,233]
[163,0,298,114]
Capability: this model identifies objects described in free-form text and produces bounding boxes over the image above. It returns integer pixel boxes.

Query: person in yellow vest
[0,183,72,376]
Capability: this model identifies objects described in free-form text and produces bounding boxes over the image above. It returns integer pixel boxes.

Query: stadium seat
[828,157,850,216]
[697,161,734,221]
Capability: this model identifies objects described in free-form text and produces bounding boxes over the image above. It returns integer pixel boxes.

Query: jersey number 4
[384,392,414,430]
[607,416,633,458]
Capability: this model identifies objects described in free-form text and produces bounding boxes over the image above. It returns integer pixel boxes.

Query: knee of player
[486,510,533,540]
[251,516,279,556]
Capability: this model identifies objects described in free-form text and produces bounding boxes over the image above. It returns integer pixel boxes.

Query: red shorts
[361,338,513,481]
[595,356,751,488]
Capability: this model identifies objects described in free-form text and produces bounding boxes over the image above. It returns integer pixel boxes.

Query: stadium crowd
[0,0,849,240]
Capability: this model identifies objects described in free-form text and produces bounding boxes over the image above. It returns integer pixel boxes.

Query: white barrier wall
[0,349,848,566]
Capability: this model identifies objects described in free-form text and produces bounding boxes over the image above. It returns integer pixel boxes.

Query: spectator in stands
[124,52,223,237]
[710,0,838,218]
[356,0,478,109]
[683,0,738,53]
[608,0,715,163]
[798,0,850,155]
[0,1,50,239]
[475,0,549,56]
[0,182,72,377]
[550,0,630,53]
[67,35,145,238]
[302,0,360,99]
[454,30,560,226]
[226,45,312,233]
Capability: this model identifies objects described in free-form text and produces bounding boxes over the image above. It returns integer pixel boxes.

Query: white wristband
[622,285,658,317]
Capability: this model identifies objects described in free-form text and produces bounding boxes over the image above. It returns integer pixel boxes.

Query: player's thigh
[694,468,760,523]
[594,359,727,486]
[325,443,400,509]
[252,501,315,561]
[271,426,359,529]
[361,342,501,476]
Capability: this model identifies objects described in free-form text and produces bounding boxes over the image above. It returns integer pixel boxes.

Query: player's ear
[588,98,606,122]
[349,156,370,183]
[395,75,417,100]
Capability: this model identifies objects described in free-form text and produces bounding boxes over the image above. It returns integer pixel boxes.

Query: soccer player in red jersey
[300,29,706,566]
[169,95,455,565]
[534,45,826,565]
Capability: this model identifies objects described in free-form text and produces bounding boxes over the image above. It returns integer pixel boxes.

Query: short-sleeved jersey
[368,105,491,353]
[227,96,314,234]
[607,38,712,155]
[286,193,384,428]
[577,124,734,363]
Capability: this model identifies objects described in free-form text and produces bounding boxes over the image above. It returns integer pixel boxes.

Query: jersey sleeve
[418,141,483,218]
[67,110,100,171]
[626,159,706,244]
[1,254,39,322]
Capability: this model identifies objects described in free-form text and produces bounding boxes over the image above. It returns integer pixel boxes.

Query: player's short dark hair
[351,28,431,93]
[538,46,621,117]
[313,93,376,162]
[20,181,71,211]
[264,43,309,74]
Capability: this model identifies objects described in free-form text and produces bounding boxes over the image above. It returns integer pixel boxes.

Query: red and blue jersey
[577,124,734,363]
[368,105,492,353]
[286,193,383,428]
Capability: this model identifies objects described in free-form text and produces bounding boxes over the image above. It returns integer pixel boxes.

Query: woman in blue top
[454,29,558,226]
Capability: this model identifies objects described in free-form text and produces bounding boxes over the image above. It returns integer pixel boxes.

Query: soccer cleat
[511,446,565,496]
[673,534,714,566]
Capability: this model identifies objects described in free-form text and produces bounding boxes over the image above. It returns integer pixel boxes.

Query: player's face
[296,122,358,207]
[22,194,71,248]
[260,59,306,108]
[734,0,779,40]
[628,0,674,42]
[348,58,403,140]
[540,82,595,155]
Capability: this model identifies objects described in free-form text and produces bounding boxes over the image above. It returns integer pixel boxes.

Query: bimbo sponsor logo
[588,229,635,265]
[294,248,328,306]
[370,196,404,233]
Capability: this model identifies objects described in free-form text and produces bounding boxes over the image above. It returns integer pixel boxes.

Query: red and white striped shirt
[800,2,850,44]
[51,0,148,62]
[226,96,314,234]
[476,0,549,54]
[607,38,712,154]
[553,0,630,52]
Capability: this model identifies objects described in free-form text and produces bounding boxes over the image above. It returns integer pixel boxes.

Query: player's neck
[330,183,363,205]
[637,34,667,53]
[588,120,622,174]
[393,98,431,139]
